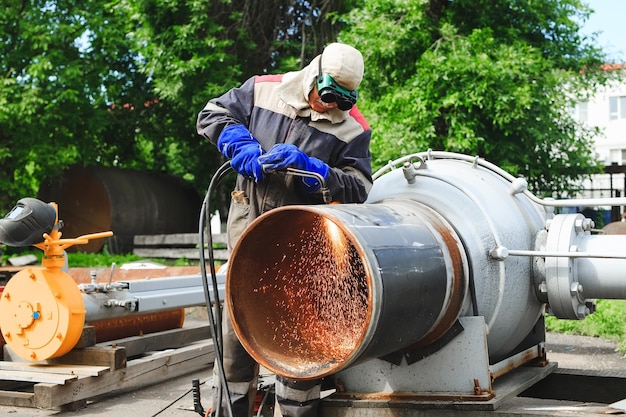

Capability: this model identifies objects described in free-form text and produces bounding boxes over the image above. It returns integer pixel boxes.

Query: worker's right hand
[258,144,329,192]
[217,125,264,182]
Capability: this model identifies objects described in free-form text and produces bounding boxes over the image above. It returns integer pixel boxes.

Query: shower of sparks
[253,215,369,373]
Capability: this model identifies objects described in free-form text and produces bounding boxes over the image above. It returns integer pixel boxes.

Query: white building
[579,78,626,165]
[574,72,626,222]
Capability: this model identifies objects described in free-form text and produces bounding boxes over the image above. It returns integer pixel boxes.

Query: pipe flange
[533,229,549,303]
[544,213,592,319]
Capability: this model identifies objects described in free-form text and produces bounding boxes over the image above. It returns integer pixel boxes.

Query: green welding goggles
[316,59,358,111]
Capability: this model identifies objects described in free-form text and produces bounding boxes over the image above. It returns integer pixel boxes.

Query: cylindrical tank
[366,157,547,362]
[227,155,547,379]
[37,166,201,253]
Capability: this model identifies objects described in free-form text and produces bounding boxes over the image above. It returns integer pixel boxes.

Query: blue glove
[258,144,329,192]
[217,125,264,182]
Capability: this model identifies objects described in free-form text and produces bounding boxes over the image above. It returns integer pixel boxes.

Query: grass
[0,246,197,268]
[63,251,199,267]
[546,299,626,355]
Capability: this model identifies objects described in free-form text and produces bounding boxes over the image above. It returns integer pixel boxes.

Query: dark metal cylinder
[37,165,201,253]
[227,200,468,379]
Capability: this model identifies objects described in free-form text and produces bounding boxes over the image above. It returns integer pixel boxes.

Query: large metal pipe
[227,200,468,379]
[536,213,626,319]
[37,165,201,253]
[576,235,626,298]
[227,153,547,379]
[227,151,626,389]
[225,152,595,381]
[79,275,216,322]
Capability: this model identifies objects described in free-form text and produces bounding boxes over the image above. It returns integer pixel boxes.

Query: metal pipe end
[227,207,371,379]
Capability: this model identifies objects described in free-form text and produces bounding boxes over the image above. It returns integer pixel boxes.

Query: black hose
[198,165,325,417]
[198,161,235,417]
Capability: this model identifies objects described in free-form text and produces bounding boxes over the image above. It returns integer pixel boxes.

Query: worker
[196,42,372,417]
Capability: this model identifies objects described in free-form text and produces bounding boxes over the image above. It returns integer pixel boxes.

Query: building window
[609,149,626,165]
[609,96,626,120]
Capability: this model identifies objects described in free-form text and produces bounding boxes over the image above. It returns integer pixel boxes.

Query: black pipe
[227,200,468,379]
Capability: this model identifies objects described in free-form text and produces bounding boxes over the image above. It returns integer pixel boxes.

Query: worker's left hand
[258,144,329,192]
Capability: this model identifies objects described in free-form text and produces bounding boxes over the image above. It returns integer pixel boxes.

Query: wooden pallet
[0,323,215,410]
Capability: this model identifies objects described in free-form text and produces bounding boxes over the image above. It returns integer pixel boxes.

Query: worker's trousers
[211,302,321,417]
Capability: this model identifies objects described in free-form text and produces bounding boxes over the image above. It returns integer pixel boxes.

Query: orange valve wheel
[0,267,85,361]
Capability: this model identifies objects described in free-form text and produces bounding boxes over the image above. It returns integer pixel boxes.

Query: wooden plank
[132,233,228,260]
[0,390,34,408]
[6,254,38,267]
[75,325,97,348]
[96,323,211,358]
[133,247,229,260]
[32,340,215,409]
[3,344,124,372]
[109,340,215,396]
[0,362,109,377]
[48,346,127,370]
[133,233,227,246]
[134,233,197,246]
[0,370,77,384]
[0,324,216,409]
[207,233,227,245]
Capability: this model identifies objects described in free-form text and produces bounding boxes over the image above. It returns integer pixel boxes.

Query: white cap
[320,43,364,91]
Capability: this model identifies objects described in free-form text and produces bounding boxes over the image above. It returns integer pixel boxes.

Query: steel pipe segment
[227,153,551,376]
[227,201,468,379]
[544,213,626,319]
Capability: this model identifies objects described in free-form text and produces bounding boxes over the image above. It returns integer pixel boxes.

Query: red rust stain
[331,390,495,402]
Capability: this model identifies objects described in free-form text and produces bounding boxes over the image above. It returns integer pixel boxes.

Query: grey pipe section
[575,234,626,299]
[79,274,225,322]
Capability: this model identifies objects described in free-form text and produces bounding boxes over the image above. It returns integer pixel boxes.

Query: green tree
[130,0,355,215]
[0,0,352,218]
[341,0,620,195]
[0,0,152,213]
[1,0,619,215]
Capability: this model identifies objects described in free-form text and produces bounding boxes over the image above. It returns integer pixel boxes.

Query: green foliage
[546,299,626,354]
[341,0,620,196]
[129,0,355,198]
[0,0,153,213]
[0,246,197,268]
[1,0,623,214]
[64,251,145,267]
[0,245,137,267]
[0,0,352,218]
[66,252,199,267]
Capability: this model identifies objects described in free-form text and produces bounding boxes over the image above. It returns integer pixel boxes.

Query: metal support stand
[328,316,555,411]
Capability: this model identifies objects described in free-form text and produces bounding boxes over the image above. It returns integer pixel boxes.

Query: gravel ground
[0,332,624,416]
[545,332,626,371]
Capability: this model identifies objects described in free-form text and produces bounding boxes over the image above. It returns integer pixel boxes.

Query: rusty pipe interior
[227,201,468,379]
